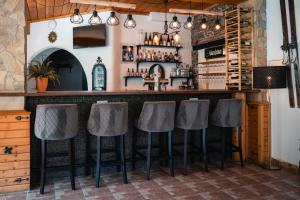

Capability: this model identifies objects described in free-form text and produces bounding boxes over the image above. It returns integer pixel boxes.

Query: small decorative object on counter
[27,59,59,93]
[92,57,107,91]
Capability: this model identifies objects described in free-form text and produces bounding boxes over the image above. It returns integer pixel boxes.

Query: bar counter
[19,89,257,187]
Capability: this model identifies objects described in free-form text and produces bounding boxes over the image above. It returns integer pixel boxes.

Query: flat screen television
[73,24,106,49]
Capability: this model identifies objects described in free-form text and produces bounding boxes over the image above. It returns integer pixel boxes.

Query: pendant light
[184,1,193,30]
[89,5,102,25]
[70,4,83,24]
[107,11,119,26]
[201,17,207,29]
[169,14,181,30]
[124,14,136,29]
[214,17,221,30]
[200,1,207,30]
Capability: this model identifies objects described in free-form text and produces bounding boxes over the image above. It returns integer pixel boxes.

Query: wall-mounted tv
[73,24,106,49]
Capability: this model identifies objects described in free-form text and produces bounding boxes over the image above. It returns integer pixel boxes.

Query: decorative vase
[36,77,48,93]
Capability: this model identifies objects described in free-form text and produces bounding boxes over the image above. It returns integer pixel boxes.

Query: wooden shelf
[137,44,182,49]
[198,60,226,65]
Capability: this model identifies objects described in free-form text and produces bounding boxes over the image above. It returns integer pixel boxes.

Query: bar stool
[176,99,210,174]
[34,104,78,194]
[210,99,244,170]
[132,101,176,180]
[87,102,128,188]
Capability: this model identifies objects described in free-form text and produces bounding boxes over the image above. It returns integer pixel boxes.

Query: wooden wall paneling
[54,0,65,17]
[61,1,72,15]
[46,0,55,18]
[36,0,46,20]
[27,0,38,21]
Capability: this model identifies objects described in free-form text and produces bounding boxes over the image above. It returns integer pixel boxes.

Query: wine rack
[225,7,253,90]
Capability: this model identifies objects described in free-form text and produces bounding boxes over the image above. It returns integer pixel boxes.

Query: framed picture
[122,45,134,62]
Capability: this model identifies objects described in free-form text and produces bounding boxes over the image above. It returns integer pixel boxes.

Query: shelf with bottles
[141,31,181,48]
[136,47,182,70]
[123,67,147,87]
[225,6,253,91]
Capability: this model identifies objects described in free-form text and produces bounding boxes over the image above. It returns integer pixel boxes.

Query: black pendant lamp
[214,17,221,30]
[107,11,120,26]
[169,15,181,30]
[201,17,207,29]
[89,5,102,25]
[184,1,193,30]
[70,4,83,24]
[124,14,136,29]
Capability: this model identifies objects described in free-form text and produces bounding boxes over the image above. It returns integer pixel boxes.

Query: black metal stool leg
[40,140,47,194]
[115,136,121,172]
[96,136,102,187]
[190,132,195,163]
[146,132,152,180]
[183,130,189,175]
[221,128,226,170]
[202,129,208,172]
[68,138,75,190]
[131,127,137,170]
[168,131,174,177]
[159,134,164,166]
[120,135,128,184]
[238,127,244,167]
[85,130,91,176]
[228,128,233,160]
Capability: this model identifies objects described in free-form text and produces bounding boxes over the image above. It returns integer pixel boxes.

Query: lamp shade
[253,66,287,89]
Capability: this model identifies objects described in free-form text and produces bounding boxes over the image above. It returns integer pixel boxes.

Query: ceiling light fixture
[70,4,83,24]
[169,15,181,30]
[214,17,221,30]
[107,11,119,26]
[184,0,193,30]
[124,14,136,29]
[89,5,102,25]
[201,17,207,29]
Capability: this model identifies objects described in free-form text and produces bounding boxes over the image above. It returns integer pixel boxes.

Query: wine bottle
[148,33,152,45]
[131,68,134,76]
[167,35,171,46]
[127,68,130,76]
[159,35,163,46]
[144,32,148,45]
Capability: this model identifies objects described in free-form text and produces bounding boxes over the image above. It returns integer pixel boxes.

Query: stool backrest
[211,99,242,127]
[88,102,128,136]
[176,100,210,130]
[35,104,78,140]
[137,101,176,132]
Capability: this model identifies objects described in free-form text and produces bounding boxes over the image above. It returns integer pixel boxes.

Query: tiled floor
[1,163,300,200]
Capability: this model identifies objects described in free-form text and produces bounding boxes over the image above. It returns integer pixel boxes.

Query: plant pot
[36,77,48,93]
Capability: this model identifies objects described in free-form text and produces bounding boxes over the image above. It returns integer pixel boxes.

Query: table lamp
[253,66,287,170]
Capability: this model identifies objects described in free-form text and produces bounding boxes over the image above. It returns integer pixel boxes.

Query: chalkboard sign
[204,46,225,59]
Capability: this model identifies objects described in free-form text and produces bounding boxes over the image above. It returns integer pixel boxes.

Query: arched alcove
[29,48,88,91]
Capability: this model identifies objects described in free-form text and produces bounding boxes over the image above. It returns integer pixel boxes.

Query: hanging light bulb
[169,15,181,30]
[173,32,180,44]
[107,11,119,26]
[124,14,136,29]
[70,4,83,24]
[214,17,221,30]
[184,16,193,30]
[89,5,102,25]
[201,17,207,29]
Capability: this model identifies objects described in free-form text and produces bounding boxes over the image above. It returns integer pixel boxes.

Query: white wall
[267,0,300,166]
[27,12,191,91]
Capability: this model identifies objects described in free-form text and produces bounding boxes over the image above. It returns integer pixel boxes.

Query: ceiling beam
[169,8,223,16]
[70,0,136,9]
[177,0,245,4]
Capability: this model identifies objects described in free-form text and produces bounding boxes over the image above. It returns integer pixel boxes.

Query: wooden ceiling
[26,0,246,23]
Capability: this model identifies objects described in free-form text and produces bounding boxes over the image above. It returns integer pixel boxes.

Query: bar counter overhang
[2,89,259,187]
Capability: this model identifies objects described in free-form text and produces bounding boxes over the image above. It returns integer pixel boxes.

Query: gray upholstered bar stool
[132,101,176,180]
[87,102,128,188]
[34,104,78,194]
[210,99,244,170]
[176,99,210,174]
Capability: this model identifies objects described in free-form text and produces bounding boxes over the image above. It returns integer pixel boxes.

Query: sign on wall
[204,45,225,59]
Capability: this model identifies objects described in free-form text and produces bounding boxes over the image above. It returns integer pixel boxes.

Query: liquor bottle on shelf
[163,35,167,46]
[131,68,134,76]
[127,68,130,76]
[148,33,152,45]
[136,68,139,76]
[159,35,163,46]
[171,38,174,46]
[167,35,171,46]
[144,32,148,45]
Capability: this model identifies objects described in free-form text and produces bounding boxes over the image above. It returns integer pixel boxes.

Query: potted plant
[27,60,59,93]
